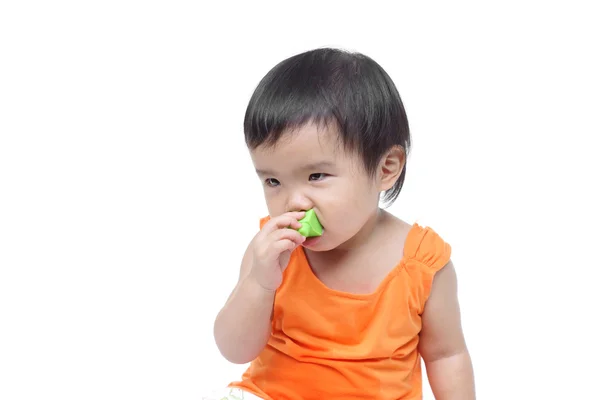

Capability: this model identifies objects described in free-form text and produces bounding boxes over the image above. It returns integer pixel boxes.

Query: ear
[378,146,406,191]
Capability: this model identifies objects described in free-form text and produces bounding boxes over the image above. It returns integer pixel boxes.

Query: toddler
[209,48,475,400]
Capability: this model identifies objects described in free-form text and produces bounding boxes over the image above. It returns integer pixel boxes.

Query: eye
[309,173,328,182]
[265,178,280,187]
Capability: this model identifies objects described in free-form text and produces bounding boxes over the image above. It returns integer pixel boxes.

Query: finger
[275,211,306,229]
[261,212,306,233]
[268,228,306,245]
[253,228,304,261]
[271,239,297,255]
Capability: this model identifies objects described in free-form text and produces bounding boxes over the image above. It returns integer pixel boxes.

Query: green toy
[297,209,323,237]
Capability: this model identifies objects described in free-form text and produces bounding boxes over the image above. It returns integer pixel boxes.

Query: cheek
[319,184,373,224]
[345,178,378,206]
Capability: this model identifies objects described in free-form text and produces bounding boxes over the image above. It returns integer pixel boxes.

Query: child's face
[250,122,383,251]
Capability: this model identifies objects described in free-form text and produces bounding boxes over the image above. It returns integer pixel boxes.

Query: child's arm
[418,261,476,399]
[213,243,276,364]
[213,212,306,364]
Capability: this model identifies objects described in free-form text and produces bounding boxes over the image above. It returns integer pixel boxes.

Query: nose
[286,190,313,213]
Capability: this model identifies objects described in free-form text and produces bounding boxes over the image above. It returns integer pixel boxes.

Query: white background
[1,1,599,399]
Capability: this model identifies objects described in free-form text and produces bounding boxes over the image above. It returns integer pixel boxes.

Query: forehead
[250,123,344,170]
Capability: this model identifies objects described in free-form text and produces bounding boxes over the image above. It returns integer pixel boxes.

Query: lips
[302,228,324,247]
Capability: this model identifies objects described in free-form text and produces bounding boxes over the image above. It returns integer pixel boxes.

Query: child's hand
[248,211,306,291]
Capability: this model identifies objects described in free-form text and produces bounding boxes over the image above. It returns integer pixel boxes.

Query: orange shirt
[230,218,451,399]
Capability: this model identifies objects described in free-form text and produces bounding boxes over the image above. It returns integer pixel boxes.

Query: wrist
[240,275,277,300]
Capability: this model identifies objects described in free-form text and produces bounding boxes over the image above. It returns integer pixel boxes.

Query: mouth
[302,228,324,247]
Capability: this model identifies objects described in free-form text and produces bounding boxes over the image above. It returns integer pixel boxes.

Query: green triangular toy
[297,209,323,237]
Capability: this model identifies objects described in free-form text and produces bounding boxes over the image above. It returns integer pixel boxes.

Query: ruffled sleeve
[404,224,452,313]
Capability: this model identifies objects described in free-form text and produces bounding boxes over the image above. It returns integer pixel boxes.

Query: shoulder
[396,221,452,312]
[403,222,452,273]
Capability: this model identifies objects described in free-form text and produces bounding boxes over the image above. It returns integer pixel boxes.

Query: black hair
[244,48,411,205]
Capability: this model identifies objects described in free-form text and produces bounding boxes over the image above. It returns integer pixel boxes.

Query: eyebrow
[255,161,335,176]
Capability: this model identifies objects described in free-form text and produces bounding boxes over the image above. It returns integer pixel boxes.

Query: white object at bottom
[202,387,263,400]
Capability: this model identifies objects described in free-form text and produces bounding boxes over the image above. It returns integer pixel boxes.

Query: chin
[302,234,347,252]
[301,232,336,251]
